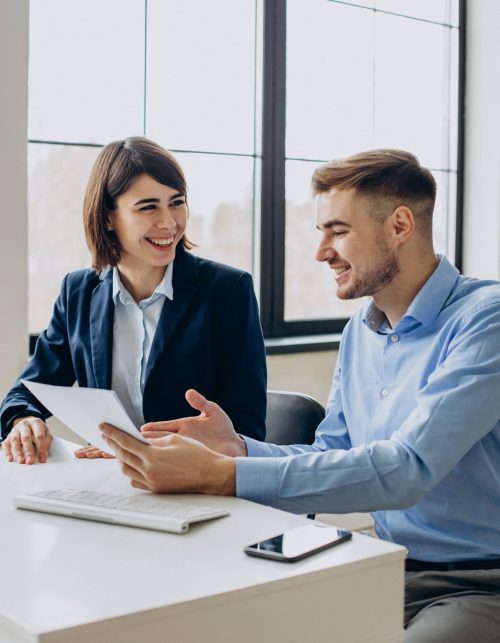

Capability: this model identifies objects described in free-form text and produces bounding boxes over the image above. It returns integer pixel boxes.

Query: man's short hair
[311,149,437,237]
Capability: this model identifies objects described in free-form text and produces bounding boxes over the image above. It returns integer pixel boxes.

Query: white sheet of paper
[21,380,149,453]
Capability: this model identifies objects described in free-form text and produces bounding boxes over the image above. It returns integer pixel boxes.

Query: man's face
[315,188,400,300]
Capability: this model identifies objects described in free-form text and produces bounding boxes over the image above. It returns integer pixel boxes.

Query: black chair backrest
[265,390,325,445]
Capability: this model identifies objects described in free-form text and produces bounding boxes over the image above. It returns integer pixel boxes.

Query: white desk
[0,438,406,643]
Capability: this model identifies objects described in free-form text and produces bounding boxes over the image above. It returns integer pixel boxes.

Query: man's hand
[74,445,115,459]
[1,417,53,464]
[140,389,248,457]
[100,424,236,495]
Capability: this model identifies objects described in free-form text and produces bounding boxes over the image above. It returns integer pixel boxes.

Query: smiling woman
[0,137,267,465]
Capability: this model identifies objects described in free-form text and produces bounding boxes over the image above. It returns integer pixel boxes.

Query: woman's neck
[116,262,168,303]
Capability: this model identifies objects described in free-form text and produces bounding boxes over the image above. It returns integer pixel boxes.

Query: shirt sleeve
[243,345,352,457]
[236,299,500,514]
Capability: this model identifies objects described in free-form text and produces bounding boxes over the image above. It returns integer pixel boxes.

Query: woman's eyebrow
[133,197,160,206]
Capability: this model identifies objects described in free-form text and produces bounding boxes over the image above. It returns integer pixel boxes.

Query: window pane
[286,0,374,160]
[175,153,255,274]
[373,14,455,170]
[28,0,144,143]
[28,144,97,333]
[375,0,455,24]
[146,0,259,155]
[433,170,457,259]
[284,160,365,321]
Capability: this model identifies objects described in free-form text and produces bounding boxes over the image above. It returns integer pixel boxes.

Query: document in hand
[21,380,149,452]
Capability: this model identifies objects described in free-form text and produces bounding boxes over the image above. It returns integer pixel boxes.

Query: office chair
[265,390,325,445]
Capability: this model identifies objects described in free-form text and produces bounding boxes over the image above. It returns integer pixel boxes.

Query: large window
[28,0,463,345]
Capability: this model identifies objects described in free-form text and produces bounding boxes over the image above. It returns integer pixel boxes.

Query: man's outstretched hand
[140,389,248,457]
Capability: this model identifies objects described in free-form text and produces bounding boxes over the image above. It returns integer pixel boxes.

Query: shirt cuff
[243,436,278,457]
[236,456,279,507]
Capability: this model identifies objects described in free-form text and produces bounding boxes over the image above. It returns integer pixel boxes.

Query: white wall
[0,0,29,398]
[267,351,337,407]
[463,0,500,279]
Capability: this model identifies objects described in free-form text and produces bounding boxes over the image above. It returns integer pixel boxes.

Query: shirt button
[381,388,390,397]
[390,334,399,342]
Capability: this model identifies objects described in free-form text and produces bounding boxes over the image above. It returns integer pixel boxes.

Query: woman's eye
[139,204,156,211]
[171,199,186,208]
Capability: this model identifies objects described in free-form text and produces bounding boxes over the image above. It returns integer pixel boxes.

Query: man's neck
[373,251,439,329]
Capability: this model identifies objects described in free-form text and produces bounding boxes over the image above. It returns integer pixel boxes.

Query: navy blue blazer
[0,247,267,440]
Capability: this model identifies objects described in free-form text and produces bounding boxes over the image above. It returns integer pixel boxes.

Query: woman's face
[109,173,187,273]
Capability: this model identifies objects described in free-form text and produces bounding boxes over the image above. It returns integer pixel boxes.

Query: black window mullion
[454,0,466,272]
[260,0,287,337]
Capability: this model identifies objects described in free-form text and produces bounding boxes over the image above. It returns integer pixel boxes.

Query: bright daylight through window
[28,0,462,342]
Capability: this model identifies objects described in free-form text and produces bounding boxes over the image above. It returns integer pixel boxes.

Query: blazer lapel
[145,247,199,382]
[89,271,114,389]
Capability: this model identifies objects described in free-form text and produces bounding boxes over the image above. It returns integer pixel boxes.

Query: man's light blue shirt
[110,264,173,428]
[237,257,500,561]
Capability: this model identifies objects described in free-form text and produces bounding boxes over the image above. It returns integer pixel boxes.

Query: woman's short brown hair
[83,136,195,271]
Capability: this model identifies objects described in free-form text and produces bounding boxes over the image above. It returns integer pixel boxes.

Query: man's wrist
[233,434,248,457]
[209,455,237,496]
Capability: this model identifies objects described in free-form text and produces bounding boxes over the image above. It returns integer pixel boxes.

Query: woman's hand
[74,445,115,459]
[1,417,53,464]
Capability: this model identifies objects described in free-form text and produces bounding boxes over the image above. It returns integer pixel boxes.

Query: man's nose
[315,236,334,263]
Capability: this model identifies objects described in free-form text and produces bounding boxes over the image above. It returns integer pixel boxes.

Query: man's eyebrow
[316,218,352,231]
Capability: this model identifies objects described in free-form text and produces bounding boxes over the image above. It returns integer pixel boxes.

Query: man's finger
[131,479,149,491]
[100,424,150,454]
[185,388,212,415]
[140,429,170,438]
[120,461,148,486]
[100,429,146,468]
[140,419,189,434]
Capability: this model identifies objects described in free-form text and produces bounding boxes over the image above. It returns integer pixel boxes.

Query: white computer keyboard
[13,488,230,534]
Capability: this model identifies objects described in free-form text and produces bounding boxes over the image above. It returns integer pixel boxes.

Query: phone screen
[244,524,352,562]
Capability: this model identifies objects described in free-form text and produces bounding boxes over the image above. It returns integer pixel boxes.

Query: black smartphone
[244,524,352,563]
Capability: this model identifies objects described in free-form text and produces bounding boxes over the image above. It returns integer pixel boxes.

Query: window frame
[28,0,466,353]
[259,0,466,340]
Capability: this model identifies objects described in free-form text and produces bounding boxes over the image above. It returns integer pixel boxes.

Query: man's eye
[332,231,347,237]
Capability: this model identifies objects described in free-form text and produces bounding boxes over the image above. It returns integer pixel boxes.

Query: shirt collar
[112,261,174,305]
[363,255,460,333]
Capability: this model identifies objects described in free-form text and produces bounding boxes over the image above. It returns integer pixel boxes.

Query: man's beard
[337,243,400,300]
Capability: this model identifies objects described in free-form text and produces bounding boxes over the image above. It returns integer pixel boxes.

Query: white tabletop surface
[0,438,406,639]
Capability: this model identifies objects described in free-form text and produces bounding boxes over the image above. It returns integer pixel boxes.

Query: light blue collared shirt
[110,264,173,428]
[237,256,500,562]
